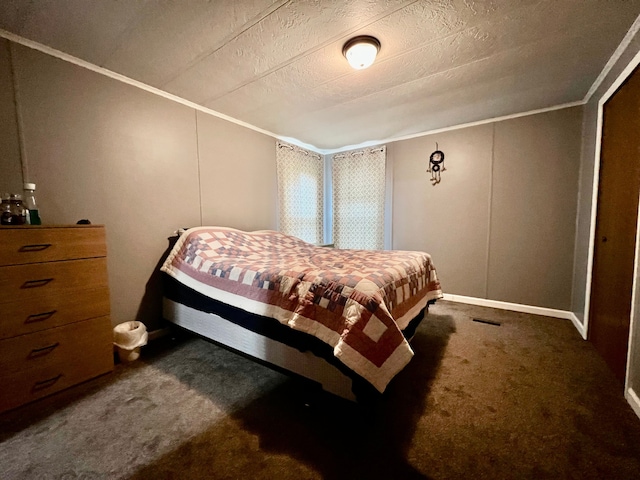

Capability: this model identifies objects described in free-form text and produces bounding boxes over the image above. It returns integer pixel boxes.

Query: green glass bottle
[23,183,42,225]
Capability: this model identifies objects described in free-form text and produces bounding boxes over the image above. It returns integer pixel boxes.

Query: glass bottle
[0,193,11,225]
[3,194,27,225]
[23,183,41,225]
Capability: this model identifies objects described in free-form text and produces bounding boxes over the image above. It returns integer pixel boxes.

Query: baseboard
[626,387,640,420]
[568,312,588,339]
[442,293,587,338]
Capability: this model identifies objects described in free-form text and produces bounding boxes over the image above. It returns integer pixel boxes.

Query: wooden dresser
[0,225,113,413]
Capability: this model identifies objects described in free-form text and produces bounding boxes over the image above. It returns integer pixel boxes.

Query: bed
[160,227,442,400]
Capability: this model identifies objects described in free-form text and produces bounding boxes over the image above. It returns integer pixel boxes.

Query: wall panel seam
[484,123,496,299]
[195,110,203,226]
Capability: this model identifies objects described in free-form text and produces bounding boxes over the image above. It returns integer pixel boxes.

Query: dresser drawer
[0,226,106,266]
[0,316,112,375]
[0,319,113,413]
[0,287,110,339]
[0,258,108,304]
[0,357,112,413]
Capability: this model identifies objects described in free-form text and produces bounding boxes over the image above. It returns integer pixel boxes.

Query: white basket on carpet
[113,321,148,363]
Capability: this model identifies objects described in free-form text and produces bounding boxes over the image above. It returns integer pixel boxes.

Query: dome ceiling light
[342,36,381,70]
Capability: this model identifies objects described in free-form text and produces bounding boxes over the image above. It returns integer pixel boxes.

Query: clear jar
[23,183,41,225]
[1,194,28,225]
[0,193,11,225]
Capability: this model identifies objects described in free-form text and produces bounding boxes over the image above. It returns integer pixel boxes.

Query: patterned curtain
[332,146,386,250]
[276,141,324,244]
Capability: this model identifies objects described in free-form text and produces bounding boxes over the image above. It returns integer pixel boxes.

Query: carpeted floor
[2,300,640,479]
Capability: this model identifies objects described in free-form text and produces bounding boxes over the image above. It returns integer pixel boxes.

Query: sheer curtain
[332,146,386,250]
[276,141,324,244]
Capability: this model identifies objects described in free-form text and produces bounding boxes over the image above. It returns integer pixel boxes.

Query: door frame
[584,47,640,399]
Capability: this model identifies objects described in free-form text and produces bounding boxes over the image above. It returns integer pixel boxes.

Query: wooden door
[589,65,640,382]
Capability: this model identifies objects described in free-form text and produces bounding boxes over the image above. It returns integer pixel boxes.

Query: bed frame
[163,297,359,400]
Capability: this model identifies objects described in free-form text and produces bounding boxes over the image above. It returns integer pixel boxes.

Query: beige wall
[390,124,493,299]
[489,109,581,309]
[4,42,276,329]
[391,107,582,311]
[197,111,277,231]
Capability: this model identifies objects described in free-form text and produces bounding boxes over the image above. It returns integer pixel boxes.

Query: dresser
[0,225,113,413]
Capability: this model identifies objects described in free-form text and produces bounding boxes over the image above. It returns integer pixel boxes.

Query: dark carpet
[1,300,640,479]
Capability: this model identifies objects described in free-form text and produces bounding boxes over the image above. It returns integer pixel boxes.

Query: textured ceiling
[1,1,640,151]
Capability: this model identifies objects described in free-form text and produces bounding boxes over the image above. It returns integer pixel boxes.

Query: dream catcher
[427,143,446,185]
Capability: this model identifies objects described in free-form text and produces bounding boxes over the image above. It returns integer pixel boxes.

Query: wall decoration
[427,143,446,185]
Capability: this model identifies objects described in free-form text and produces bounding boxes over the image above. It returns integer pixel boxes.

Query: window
[332,146,386,250]
[276,142,388,249]
[276,142,324,244]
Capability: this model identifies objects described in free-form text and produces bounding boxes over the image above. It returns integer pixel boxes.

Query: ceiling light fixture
[342,36,381,70]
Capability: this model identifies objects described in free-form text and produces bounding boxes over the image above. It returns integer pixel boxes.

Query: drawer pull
[32,374,62,391]
[19,243,52,252]
[29,342,60,357]
[21,278,54,289]
[25,310,57,323]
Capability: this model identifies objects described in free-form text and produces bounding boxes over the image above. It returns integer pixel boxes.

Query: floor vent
[473,318,501,326]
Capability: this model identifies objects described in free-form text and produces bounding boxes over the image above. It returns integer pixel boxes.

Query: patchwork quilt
[161,227,442,392]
